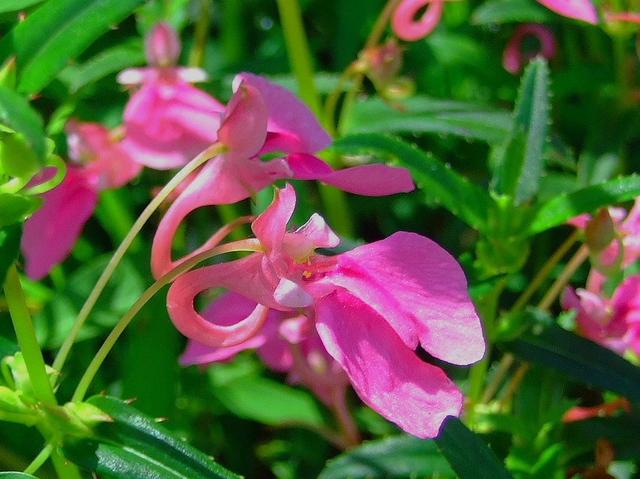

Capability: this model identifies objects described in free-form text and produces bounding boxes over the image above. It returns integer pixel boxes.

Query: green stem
[4,266,56,406]
[276,0,322,117]
[53,143,225,374]
[189,0,212,68]
[72,238,262,402]
[50,449,82,479]
[24,443,53,475]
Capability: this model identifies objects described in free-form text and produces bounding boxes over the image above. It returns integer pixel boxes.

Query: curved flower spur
[167,185,485,438]
[151,73,415,278]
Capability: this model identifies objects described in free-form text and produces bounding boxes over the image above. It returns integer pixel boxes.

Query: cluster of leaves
[0,0,639,478]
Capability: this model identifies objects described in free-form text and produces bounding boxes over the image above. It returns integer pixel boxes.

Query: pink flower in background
[167,185,485,438]
[605,12,640,24]
[22,122,141,279]
[151,73,414,277]
[537,0,598,24]
[503,24,557,74]
[392,0,445,41]
[563,275,640,356]
[182,292,349,407]
[118,22,224,170]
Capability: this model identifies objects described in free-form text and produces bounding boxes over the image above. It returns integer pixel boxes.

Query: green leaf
[0,0,145,94]
[563,415,640,462]
[318,435,454,479]
[506,323,640,402]
[212,375,326,428]
[63,396,241,479]
[0,194,40,228]
[494,58,551,204]
[435,417,513,479]
[0,86,45,161]
[343,96,511,143]
[527,174,640,235]
[472,0,552,25]
[332,134,494,232]
[0,223,22,286]
[0,0,44,14]
[0,473,40,478]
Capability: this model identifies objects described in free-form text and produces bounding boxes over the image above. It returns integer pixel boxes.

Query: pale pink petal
[238,73,331,153]
[392,0,445,42]
[319,232,485,365]
[176,67,209,83]
[292,214,340,249]
[251,184,297,253]
[22,169,98,280]
[503,24,557,74]
[316,290,463,438]
[287,153,415,196]
[274,278,314,308]
[537,0,598,24]
[117,67,149,85]
[146,22,181,67]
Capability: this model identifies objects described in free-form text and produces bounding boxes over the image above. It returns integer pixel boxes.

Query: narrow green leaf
[563,415,640,461]
[332,134,494,232]
[0,1,44,13]
[0,0,145,94]
[318,435,454,479]
[0,223,22,286]
[472,0,552,25]
[506,323,640,401]
[435,417,513,479]
[0,86,45,161]
[494,59,551,204]
[527,174,640,235]
[0,473,40,479]
[64,396,241,479]
[344,96,512,143]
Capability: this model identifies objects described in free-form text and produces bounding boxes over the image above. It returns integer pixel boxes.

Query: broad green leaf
[0,86,45,161]
[435,417,513,479]
[318,435,454,479]
[0,0,145,94]
[332,134,494,232]
[58,39,145,93]
[0,473,40,478]
[494,59,551,204]
[212,375,326,428]
[527,174,640,235]
[472,0,552,24]
[563,415,640,462]
[63,396,241,479]
[343,96,511,143]
[506,323,640,402]
[0,1,44,13]
[0,130,39,180]
[0,223,21,286]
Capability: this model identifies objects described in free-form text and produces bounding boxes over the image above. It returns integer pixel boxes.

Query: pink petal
[606,12,640,24]
[287,153,414,196]
[238,73,332,153]
[392,0,445,42]
[320,232,485,365]
[537,0,599,24]
[316,290,463,438]
[251,184,297,253]
[22,168,98,279]
[503,24,557,74]
[145,22,181,67]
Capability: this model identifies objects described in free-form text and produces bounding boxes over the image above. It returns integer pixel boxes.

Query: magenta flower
[118,22,224,170]
[563,275,640,356]
[391,0,444,42]
[503,24,557,74]
[22,122,141,279]
[151,73,414,277]
[537,0,598,24]
[167,185,485,438]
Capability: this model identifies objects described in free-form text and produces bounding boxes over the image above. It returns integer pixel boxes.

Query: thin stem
[24,443,53,475]
[4,265,56,406]
[276,0,322,117]
[498,363,530,409]
[53,143,225,374]
[330,388,361,449]
[480,354,515,404]
[537,245,589,311]
[188,0,212,68]
[72,238,261,402]
[50,449,82,479]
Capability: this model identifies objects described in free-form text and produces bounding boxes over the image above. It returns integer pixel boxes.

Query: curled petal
[316,290,463,438]
[167,255,281,347]
[251,184,297,253]
[238,73,331,153]
[146,22,181,67]
[22,168,98,279]
[537,0,598,24]
[274,278,314,308]
[287,153,415,196]
[503,24,557,74]
[392,0,445,42]
[320,232,485,365]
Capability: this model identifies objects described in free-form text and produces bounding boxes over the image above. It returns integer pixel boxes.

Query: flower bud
[145,22,181,67]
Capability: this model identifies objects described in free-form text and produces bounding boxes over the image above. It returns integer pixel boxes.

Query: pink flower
[503,24,557,74]
[151,73,415,278]
[182,292,349,407]
[21,121,141,279]
[118,22,224,170]
[605,12,640,24]
[392,0,445,42]
[536,0,598,24]
[563,275,640,356]
[167,185,485,438]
